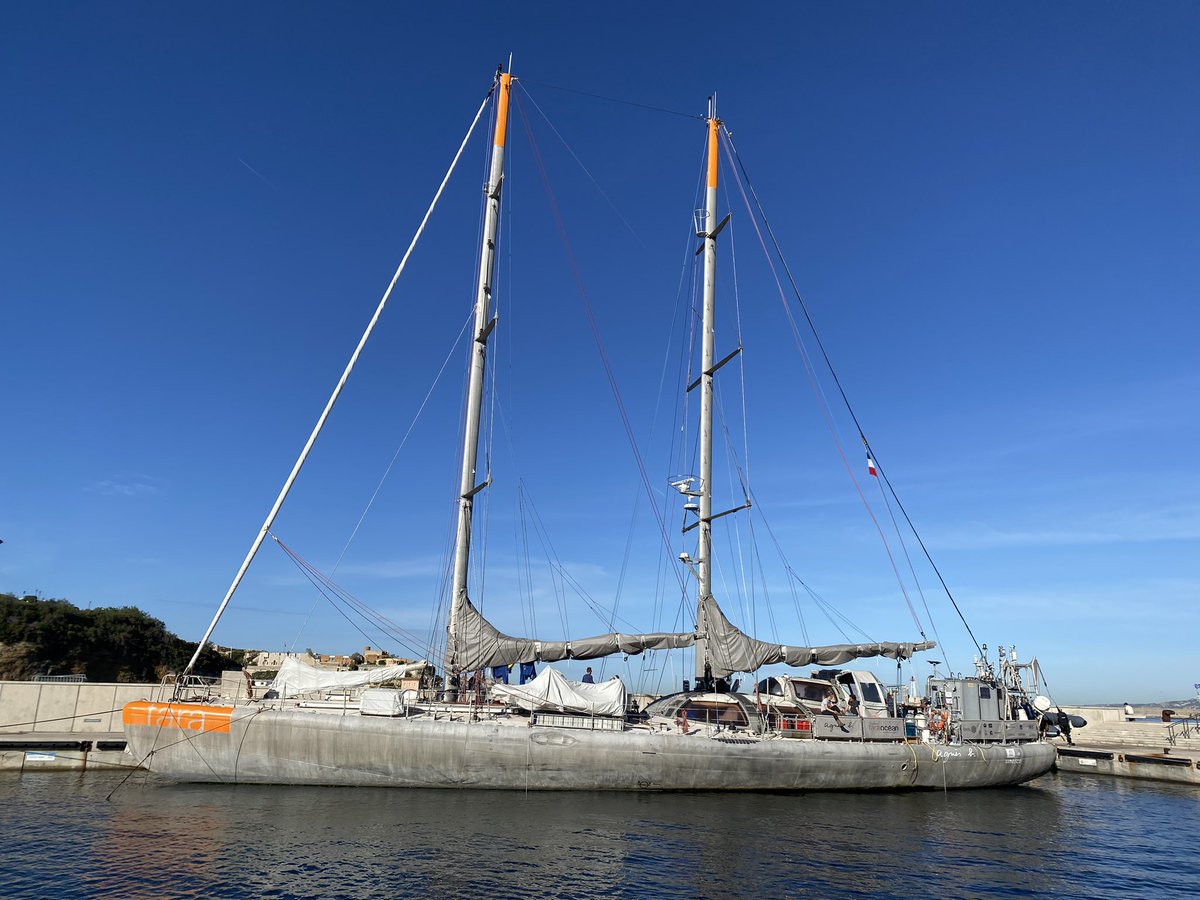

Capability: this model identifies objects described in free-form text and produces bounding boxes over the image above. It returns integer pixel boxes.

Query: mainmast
[447,69,512,675]
[694,102,720,681]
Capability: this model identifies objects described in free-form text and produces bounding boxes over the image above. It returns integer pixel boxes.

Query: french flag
[867,454,878,477]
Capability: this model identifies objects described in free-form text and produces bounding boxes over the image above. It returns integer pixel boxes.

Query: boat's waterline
[123,703,1055,791]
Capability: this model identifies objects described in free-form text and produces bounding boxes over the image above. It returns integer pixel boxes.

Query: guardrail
[1167,715,1197,746]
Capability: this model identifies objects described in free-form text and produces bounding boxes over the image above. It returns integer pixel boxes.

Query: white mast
[694,101,720,681]
[447,69,512,676]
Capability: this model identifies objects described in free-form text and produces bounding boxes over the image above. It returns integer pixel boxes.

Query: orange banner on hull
[123,701,233,734]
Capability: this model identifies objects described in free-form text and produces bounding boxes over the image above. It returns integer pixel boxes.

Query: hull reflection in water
[3,771,1198,899]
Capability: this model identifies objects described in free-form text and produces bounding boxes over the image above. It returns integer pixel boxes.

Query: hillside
[0,593,241,682]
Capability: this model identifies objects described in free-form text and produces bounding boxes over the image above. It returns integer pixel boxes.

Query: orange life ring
[929,710,948,732]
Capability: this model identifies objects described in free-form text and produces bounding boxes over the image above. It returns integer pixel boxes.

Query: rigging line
[746,489,864,643]
[512,478,658,635]
[466,87,501,622]
[745,516,782,643]
[714,386,754,631]
[291,555,439,663]
[274,536,440,659]
[723,181,756,638]
[718,132,927,639]
[652,142,708,635]
[752,513,809,645]
[1,704,128,731]
[283,308,478,658]
[874,457,983,657]
[874,470,952,671]
[517,485,608,630]
[521,89,691,640]
[719,126,969,651]
[274,532,439,657]
[514,91,690,600]
[516,77,705,121]
[517,488,529,635]
[181,79,499,678]
[793,572,879,643]
[520,86,645,247]
[612,484,642,628]
[288,555,437,662]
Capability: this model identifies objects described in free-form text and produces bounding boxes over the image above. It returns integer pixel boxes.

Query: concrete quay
[0,677,162,772]
[0,731,137,772]
[1052,718,1200,785]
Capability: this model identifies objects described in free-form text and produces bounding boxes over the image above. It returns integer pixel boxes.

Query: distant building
[245,650,318,669]
[244,648,413,671]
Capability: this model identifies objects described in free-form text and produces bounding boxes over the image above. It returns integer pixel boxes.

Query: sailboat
[123,69,1056,790]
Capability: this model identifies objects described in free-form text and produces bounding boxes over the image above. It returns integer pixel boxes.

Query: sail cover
[451,594,929,677]
[269,657,427,699]
[452,596,695,672]
[490,666,627,717]
[700,596,935,678]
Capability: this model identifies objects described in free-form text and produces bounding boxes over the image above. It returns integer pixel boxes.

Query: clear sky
[2,4,1197,704]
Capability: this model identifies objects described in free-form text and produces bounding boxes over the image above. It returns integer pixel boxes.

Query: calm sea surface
[0,771,1196,898]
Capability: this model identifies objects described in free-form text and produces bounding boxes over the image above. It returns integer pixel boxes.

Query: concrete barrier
[0,680,167,734]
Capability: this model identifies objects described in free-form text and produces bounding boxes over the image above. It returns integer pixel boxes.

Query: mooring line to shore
[1,704,128,731]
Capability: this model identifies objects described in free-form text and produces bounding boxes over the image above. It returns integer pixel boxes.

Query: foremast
[447,69,512,676]
[694,105,720,681]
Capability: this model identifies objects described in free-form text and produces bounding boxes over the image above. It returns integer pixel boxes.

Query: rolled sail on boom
[451,597,695,671]
[450,593,931,675]
[699,596,934,677]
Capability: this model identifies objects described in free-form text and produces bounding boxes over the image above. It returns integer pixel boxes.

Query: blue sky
[2,4,1197,704]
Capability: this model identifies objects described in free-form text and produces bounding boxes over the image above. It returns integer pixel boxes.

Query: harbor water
[1,771,1196,898]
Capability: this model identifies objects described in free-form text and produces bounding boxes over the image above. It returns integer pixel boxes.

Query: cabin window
[680,702,748,727]
[793,681,827,702]
[860,683,883,704]
[979,687,991,700]
[643,696,684,719]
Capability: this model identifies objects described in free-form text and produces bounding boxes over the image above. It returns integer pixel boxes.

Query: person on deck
[820,689,847,730]
[1123,702,1136,722]
[847,693,861,716]
[1056,708,1075,746]
[581,667,594,684]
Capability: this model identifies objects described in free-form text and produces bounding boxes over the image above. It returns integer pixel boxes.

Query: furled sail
[451,596,695,671]
[700,596,934,678]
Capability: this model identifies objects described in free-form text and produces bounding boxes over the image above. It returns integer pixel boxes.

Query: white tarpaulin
[360,689,406,717]
[490,667,627,717]
[269,657,426,699]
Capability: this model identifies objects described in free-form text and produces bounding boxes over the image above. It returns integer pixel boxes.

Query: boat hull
[123,703,1055,791]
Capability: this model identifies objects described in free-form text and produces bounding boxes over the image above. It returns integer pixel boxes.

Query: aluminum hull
[124,705,1055,791]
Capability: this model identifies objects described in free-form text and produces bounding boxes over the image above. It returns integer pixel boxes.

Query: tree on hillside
[0,593,241,682]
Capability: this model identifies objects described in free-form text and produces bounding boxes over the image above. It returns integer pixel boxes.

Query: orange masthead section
[706,117,720,189]
[494,72,513,148]
[123,701,233,734]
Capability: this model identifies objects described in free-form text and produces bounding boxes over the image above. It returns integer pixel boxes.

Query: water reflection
[1,772,1196,899]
